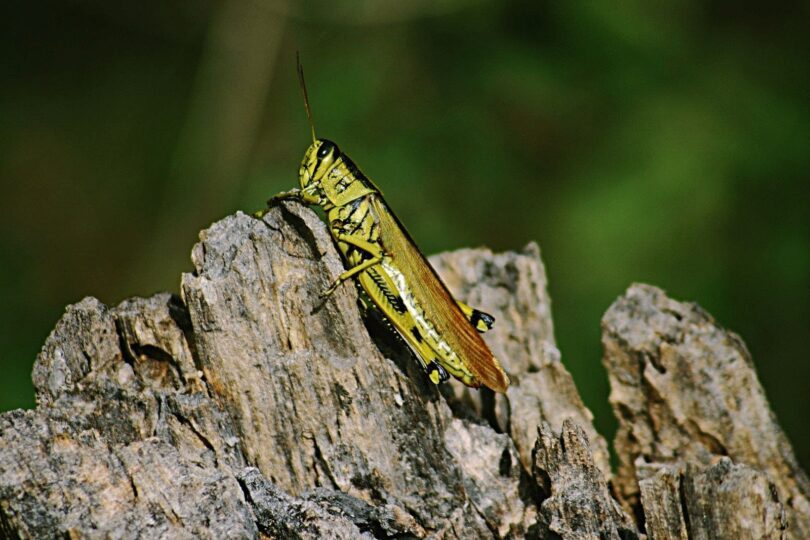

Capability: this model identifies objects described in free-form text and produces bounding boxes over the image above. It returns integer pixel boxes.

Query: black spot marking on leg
[427,361,449,384]
[410,326,423,343]
[470,309,495,332]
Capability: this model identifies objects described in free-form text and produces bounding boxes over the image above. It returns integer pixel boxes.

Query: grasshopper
[260,58,510,393]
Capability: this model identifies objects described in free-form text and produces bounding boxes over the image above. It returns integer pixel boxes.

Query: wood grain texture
[603,283,808,539]
[1,203,805,539]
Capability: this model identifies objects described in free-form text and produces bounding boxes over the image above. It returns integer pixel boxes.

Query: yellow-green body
[264,139,508,392]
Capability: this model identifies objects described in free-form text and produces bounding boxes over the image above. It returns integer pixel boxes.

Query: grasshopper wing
[369,195,510,392]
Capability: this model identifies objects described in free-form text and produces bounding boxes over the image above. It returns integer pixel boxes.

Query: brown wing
[369,195,510,392]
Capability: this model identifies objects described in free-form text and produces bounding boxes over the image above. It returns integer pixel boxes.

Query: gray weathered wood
[532,420,638,539]
[431,246,611,480]
[0,203,805,539]
[603,283,808,539]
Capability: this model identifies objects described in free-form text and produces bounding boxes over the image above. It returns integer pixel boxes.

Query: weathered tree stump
[0,202,805,539]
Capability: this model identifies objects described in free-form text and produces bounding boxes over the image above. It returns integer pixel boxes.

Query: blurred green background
[1,1,808,467]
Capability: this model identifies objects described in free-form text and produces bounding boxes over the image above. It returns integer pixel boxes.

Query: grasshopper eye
[317,139,338,160]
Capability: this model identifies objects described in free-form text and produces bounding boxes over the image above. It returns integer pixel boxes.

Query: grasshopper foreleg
[268,188,304,205]
[335,234,386,257]
[318,233,386,300]
[320,256,383,299]
[256,188,321,218]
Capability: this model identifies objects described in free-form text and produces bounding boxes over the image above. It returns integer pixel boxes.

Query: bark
[602,284,808,539]
[0,202,804,539]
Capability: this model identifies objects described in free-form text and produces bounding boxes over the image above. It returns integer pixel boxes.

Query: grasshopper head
[299,138,340,189]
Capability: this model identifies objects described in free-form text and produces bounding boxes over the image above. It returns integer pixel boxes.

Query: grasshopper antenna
[296,52,316,143]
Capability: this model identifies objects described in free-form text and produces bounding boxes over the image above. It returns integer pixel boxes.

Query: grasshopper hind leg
[426,361,450,385]
[470,309,495,333]
[456,300,495,333]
